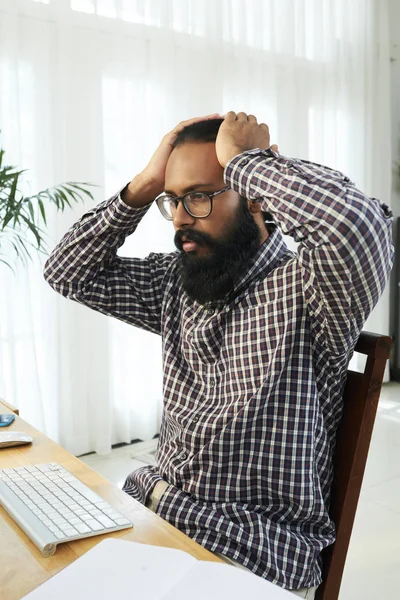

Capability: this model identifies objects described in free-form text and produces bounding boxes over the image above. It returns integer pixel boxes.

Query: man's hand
[142,113,221,190]
[122,113,221,208]
[215,111,271,168]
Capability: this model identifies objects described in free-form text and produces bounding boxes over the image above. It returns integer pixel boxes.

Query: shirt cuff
[103,185,152,229]
[223,148,286,200]
[224,147,278,173]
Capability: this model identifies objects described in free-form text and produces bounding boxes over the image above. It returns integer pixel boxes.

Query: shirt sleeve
[224,149,394,355]
[43,191,175,336]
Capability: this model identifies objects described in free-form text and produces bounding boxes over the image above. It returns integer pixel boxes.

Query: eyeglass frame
[156,186,231,221]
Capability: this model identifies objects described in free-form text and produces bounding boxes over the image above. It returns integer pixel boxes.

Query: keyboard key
[81,514,92,521]
[106,511,122,521]
[61,476,75,483]
[86,519,103,532]
[37,465,52,473]
[114,518,131,526]
[48,525,60,533]
[102,508,120,517]
[68,480,102,504]
[60,524,75,534]
[96,515,115,529]
[57,520,68,527]
[94,501,110,509]
[75,523,91,534]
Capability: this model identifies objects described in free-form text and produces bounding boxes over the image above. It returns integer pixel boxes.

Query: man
[44,112,394,598]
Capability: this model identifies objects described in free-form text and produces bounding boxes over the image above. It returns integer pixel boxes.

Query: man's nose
[172,201,196,230]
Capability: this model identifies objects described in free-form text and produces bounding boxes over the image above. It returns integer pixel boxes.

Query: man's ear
[248,200,263,214]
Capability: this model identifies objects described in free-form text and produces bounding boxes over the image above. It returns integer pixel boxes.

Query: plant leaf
[38,198,46,224]
[20,214,43,248]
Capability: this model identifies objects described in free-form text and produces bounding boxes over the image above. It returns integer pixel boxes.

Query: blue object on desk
[0,414,15,427]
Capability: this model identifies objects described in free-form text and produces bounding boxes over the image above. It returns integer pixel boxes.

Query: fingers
[270,144,279,153]
[180,111,261,126]
[224,111,237,122]
[225,111,258,123]
[172,110,267,134]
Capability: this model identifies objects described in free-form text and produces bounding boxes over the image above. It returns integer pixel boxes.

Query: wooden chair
[315,331,392,600]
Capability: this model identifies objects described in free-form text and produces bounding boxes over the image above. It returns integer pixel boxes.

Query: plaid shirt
[44,149,393,590]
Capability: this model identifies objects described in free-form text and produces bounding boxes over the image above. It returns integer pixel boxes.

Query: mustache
[174,229,217,251]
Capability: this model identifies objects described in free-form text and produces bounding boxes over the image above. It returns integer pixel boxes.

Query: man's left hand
[216,111,271,168]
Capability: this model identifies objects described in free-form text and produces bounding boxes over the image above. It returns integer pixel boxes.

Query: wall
[389,0,400,378]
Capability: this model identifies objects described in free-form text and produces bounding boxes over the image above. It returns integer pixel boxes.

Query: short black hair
[173,118,224,147]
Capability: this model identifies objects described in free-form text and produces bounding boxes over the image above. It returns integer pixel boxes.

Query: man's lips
[181,235,201,252]
[182,241,198,252]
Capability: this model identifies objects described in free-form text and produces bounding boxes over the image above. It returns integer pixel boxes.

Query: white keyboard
[0,463,133,557]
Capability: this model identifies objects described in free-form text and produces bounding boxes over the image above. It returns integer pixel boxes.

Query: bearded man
[44,112,394,599]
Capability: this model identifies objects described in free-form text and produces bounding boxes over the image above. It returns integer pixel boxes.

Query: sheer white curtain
[0,0,391,455]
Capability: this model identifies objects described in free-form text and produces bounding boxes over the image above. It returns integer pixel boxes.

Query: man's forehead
[165,142,224,193]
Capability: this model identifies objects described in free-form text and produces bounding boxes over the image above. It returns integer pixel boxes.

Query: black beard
[174,200,262,305]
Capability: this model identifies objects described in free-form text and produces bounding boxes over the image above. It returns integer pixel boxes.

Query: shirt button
[180,451,187,460]
[192,415,199,423]
[206,308,214,315]
[210,379,215,387]
[380,202,393,219]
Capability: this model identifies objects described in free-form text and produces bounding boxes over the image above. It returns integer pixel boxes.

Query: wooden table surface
[0,401,221,600]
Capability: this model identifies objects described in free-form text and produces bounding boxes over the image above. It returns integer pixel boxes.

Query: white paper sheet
[23,538,294,599]
[23,539,196,600]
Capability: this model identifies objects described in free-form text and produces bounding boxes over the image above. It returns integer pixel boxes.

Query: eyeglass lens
[164,193,211,218]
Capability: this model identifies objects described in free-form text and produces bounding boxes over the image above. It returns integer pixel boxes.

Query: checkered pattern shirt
[44,149,393,590]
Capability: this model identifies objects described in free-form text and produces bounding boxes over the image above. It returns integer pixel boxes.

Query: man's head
[163,118,273,305]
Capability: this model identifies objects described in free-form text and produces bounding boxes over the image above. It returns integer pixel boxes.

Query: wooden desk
[0,401,221,600]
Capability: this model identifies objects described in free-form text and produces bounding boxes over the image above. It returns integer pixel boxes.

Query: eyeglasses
[156,186,230,221]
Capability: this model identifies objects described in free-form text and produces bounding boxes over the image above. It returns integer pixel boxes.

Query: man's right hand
[121,113,221,208]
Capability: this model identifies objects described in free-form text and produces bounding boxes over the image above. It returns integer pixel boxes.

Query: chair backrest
[315,331,392,600]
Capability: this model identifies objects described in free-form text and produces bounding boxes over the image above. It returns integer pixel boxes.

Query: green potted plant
[0,140,94,271]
